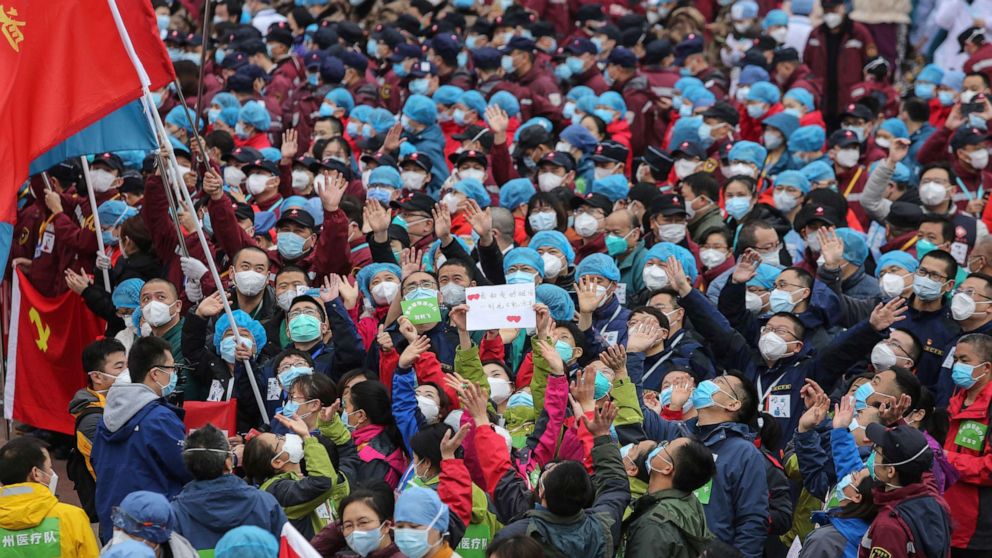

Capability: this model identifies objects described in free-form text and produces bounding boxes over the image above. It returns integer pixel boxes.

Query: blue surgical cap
[453,178,490,208]
[215,526,279,558]
[349,104,374,124]
[566,85,596,101]
[784,87,815,111]
[357,263,401,301]
[324,88,355,115]
[102,540,155,558]
[165,105,201,133]
[598,91,627,114]
[941,70,965,91]
[869,160,911,184]
[917,63,943,85]
[560,124,598,154]
[747,81,781,105]
[592,174,630,202]
[686,86,716,109]
[834,228,869,267]
[674,76,704,94]
[775,170,811,194]
[499,178,535,211]
[112,278,145,309]
[433,85,464,107]
[575,253,621,282]
[739,65,770,86]
[747,263,782,289]
[113,491,173,544]
[763,112,800,137]
[529,231,576,265]
[424,236,470,273]
[800,160,836,182]
[879,118,909,139]
[260,147,281,163]
[239,101,271,131]
[404,94,438,125]
[458,90,487,115]
[762,9,788,29]
[791,0,813,14]
[211,92,240,110]
[536,283,576,322]
[489,91,520,118]
[369,166,402,189]
[213,309,267,355]
[219,106,240,127]
[645,242,698,284]
[788,125,826,153]
[98,200,138,228]
[368,108,396,135]
[876,250,919,277]
[668,116,703,150]
[731,0,759,19]
[395,486,449,533]
[504,247,545,277]
[576,94,598,116]
[728,141,767,168]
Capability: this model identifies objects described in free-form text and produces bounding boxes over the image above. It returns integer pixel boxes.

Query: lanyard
[599,302,622,337]
[641,330,685,385]
[900,235,918,251]
[756,369,790,407]
[843,167,864,197]
[37,214,55,238]
[956,177,983,202]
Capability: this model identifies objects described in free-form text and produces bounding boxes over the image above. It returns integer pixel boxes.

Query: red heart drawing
[467,294,481,301]
[506,315,521,323]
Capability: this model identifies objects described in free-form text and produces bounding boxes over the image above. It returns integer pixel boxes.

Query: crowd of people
[3,0,992,556]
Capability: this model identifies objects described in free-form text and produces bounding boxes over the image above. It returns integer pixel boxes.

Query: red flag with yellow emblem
[4,269,106,434]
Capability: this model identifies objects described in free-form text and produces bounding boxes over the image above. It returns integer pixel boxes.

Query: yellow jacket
[0,482,99,558]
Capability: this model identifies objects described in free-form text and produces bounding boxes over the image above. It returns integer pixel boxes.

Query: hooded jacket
[623,488,713,558]
[171,474,286,551]
[861,479,951,558]
[0,482,99,558]
[92,382,192,542]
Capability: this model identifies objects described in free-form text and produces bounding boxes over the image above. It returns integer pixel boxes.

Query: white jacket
[933,0,992,71]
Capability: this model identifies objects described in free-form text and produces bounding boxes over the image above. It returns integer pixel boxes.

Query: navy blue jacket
[404,123,449,194]
[718,280,842,353]
[896,299,960,391]
[171,474,287,551]
[638,329,718,389]
[582,295,632,351]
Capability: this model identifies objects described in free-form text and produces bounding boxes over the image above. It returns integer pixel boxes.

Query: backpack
[892,495,951,558]
[524,509,614,558]
[67,405,103,522]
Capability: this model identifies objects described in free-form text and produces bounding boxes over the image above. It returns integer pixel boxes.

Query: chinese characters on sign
[401,297,442,325]
[465,284,537,331]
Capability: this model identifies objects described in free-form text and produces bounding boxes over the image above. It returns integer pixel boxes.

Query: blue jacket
[795,424,870,500]
[840,267,880,300]
[808,511,870,558]
[307,298,366,382]
[391,366,427,457]
[583,295,632,350]
[642,416,769,558]
[171,474,287,551]
[366,321,459,376]
[897,300,960,391]
[405,124,449,194]
[906,122,935,177]
[92,383,192,542]
[638,329,718,389]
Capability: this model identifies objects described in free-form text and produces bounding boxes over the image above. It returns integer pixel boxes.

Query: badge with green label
[954,420,988,452]
[401,297,441,325]
[693,479,713,505]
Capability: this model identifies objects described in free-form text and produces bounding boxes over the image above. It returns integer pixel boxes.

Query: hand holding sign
[465,284,537,331]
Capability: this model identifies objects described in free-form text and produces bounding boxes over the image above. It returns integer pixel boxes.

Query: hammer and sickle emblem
[29,308,50,352]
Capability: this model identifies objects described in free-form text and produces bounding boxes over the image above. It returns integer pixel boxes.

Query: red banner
[184,400,238,437]
[4,269,106,434]
[0,0,176,225]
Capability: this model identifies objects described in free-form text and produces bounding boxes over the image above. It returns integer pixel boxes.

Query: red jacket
[739,103,783,143]
[849,80,900,118]
[916,126,992,212]
[928,99,954,129]
[803,20,877,118]
[835,163,869,228]
[965,43,992,85]
[859,478,950,558]
[799,110,827,130]
[942,380,992,550]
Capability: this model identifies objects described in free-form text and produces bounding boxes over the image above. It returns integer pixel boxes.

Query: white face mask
[370,281,399,305]
[573,213,599,237]
[769,27,788,43]
[487,377,512,404]
[224,166,247,187]
[401,171,427,191]
[541,253,564,278]
[700,248,728,269]
[969,149,990,170]
[142,300,175,328]
[442,193,460,214]
[291,170,310,191]
[745,291,764,314]
[594,166,615,180]
[823,12,843,28]
[234,270,267,297]
[657,223,687,243]
[538,172,565,192]
[674,160,698,179]
[870,341,898,371]
[763,131,784,150]
[642,264,669,290]
[417,395,440,424]
[440,283,466,306]
[918,181,947,206]
[459,168,487,183]
[529,211,557,232]
[773,190,800,212]
[878,272,908,298]
[727,162,756,178]
[835,148,860,168]
[246,173,270,196]
[90,169,117,193]
[961,90,979,104]
[758,331,791,361]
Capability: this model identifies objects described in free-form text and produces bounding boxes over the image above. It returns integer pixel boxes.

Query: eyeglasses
[402,280,438,294]
[772,280,805,291]
[881,339,911,359]
[955,287,992,301]
[915,268,948,281]
[754,241,780,253]
[716,374,741,402]
[288,307,322,320]
[760,325,798,340]
[574,207,605,217]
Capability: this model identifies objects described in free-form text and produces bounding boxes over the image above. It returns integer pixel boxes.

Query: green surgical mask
[289,315,322,343]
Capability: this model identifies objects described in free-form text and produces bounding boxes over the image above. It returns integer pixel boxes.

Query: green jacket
[623,488,713,558]
[617,242,649,296]
[260,436,348,537]
[611,377,643,427]
[688,207,725,245]
[454,344,490,396]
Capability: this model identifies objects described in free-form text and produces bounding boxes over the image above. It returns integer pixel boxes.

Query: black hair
[725,370,759,426]
[410,423,453,472]
[350,380,406,454]
[724,174,758,195]
[205,130,235,157]
[902,97,930,123]
[769,311,807,340]
[889,366,922,409]
[737,219,778,252]
[242,433,278,485]
[289,296,328,323]
[292,372,338,407]
[919,162,956,185]
[438,257,477,283]
[671,437,715,492]
[959,332,992,363]
[555,321,589,365]
[336,368,377,395]
[420,381,453,416]
[0,436,48,485]
[920,249,958,284]
[340,195,364,227]
[272,348,317,374]
[702,227,734,248]
[232,245,270,266]
[784,266,814,290]
[966,71,991,88]
[276,265,309,280]
[630,306,671,331]
[182,424,230,481]
[524,191,569,236]
[337,481,396,523]
[120,214,154,254]
[683,172,720,202]
[890,328,923,363]
[757,411,783,451]
[920,214,955,244]
[486,535,546,558]
[81,338,126,377]
[836,474,878,521]
[541,460,593,516]
[581,113,608,140]
[128,336,173,384]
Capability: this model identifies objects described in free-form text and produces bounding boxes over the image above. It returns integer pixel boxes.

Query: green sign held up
[401,297,442,325]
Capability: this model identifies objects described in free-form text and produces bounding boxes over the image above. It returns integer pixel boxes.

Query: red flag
[0,0,175,225]
[3,269,106,434]
[279,522,322,558]
[184,400,238,437]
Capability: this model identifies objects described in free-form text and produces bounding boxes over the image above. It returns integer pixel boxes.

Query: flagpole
[136,93,190,259]
[107,0,269,425]
[194,0,213,140]
[79,157,113,293]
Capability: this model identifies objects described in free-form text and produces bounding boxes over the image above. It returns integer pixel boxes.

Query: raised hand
[234,338,254,361]
[887,138,910,164]
[661,255,692,296]
[879,393,912,426]
[319,274,340,303]
[731,249,761,284]
[798,392,829,432]
[440,424,470,460]
[432,203,452,244]
[600,344,628,374]
[397,316,418,343]
[376,324,395,352]
[318,399,342,423]
[64,268,92,295]
[582,400,618,438]
[570,368,597,413]
[626,322,662,353]
[180,256,209,282]
[576,276,605,314]
[382,122,405,153]
[400,247,424,279]
[669,382,692,410]
[281,129,299,161]
[318,170,347,212]
[458,379,490,425]
[398,334,431,368]
[334,274,359,310]
[449,304,468,331]
[195,291,226,318]
[800,378,825,410]
[363,201,391,237]
[535,338,565,376]
[463,199,492,242]
[643,390,662,415]
[534,303,553,339]
[274,412,311,438]
[484,104,508,136]
[832,395,855,430]
[869,296,908,332]
[817,226,844,268]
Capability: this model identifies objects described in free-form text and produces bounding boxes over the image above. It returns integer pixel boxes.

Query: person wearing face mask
[860,424,951,558]
[920,127,992,215]
[740,82,783,143]
[940,333,992,554]
[284,293,364,380]
[342,380,409,489]
[670,141,706,182]
[311,485,405,558]
[575,254,631,347]
[679,172,722,244]
[396,95,449,194]
[529,230,577,291]
[639,283,720,386]
[0,436,99,556]
[593,93,633,159]
[242,158,284,211]
[530,152,576,197]
[808,224,880,299]
[234,101,273,150]
[698,228,737,285]
[768,171,810,226]
[100,490,198,558]
[933,275,992,404]
[726,140,767,188]
[824,129,871,224]
[675,35,729,97]
[66,339,127,521]
[557,37,609,93]
[92,337,193,542]
[397,153,434,196]
[589,140,629,183]
[756,112,799,181]
[568,193,612,262]
[497,178,536,246]
[786,126,828,172]
[801,0,876,130]
[602,208,647,294]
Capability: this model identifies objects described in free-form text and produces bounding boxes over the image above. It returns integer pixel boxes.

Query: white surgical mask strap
[883,444,930,468]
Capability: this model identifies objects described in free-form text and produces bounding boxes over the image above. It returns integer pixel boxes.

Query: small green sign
[0,517,61,557]
[401,297,441,325]
[456,523,492,558]
[954,420,988,452]
[693,479,713,505]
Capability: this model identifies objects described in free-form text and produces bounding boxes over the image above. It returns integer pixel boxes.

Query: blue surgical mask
[938,90,955,107]
[219,336,239,364]
[404,287,438,301]
[366,38,379,58]
[562,101,576,120]
[912,274,944,301]
[157,14,170,31]
[853,382,874,410]
[393,62,409,78]
[566,56,585,74]
[746,103,766,119]
[281,400,301,417]
[410,78,430,96]
[367,187,393,205]
[394,528,435,558]
[866,451,878,478]
[155,367,177,397]
[506,270,536,284]
[278,365,314,389]
[554,340,574,363]
[554,64,573,82]
[277,231,309,260]
[784,107,803,118]
[690,380,727,409]
[969,113,989,130]
[833,473,856,504]
[594,109,615,124]
[501,55,515,74]
[914,82,936,100]
[725,196,751,220]
[346,528,384,557]
[453,109,468,126]
[214,49,226,65]
[915,238,937,260]
[952,361,987,389]
[457,51,468,68]
[102,230,118,247]
[769,288,800,313]
[208,107,221,123]
[591,37,604,53]
[346,121,360,137]
[679,104,693,117]
[308,73,319,86]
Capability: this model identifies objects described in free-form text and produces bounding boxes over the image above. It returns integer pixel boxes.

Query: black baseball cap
[794,203,842,230]
[452,125,495,152]
[91,152,124,172]
[449,149,488,168]
[569,192,613,214]
[865,423,933,473]
[671,140,706,160]
[242,159,279,175]
[390,192,436,214]
[590,141,629,164]
[228,147,264,164]
[828,129,861,149]
[641,146,674,175]
[886,201,924,230]
[401,152,434,173]
[538,151,576,172]
[951,126,992,150]
[276,206,316,230]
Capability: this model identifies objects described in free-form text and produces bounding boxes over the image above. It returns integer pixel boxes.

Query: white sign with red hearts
[465,283,537,331]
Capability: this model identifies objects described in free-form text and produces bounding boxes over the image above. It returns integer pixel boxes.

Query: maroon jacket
[611,73,661,158]
[777,63,822,104]
[511,64,561,106]
[522,0,571,38]
[859,478,950,558]
[965,42,992,85]
[849,80,900,118]
[573,64,610,95]
[835,163,870,228]
[642,65,680,99]
[916,126,992,211]
[803,19,876,118]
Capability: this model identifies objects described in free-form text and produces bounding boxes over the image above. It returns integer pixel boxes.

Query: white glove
[180,256,209,282]
[95,254,112,271]
[185,278,204,303]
